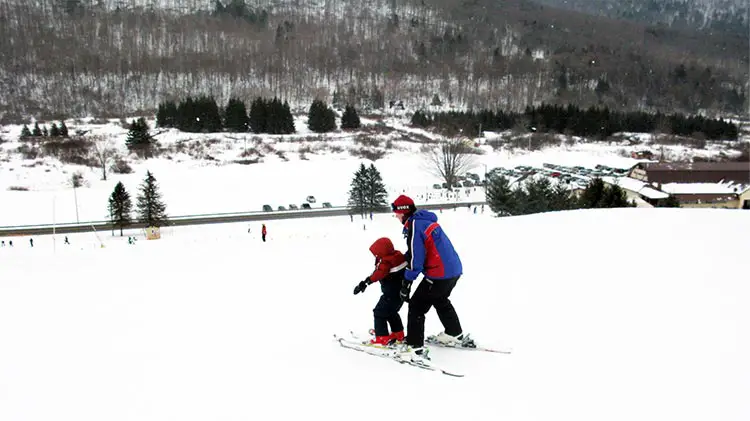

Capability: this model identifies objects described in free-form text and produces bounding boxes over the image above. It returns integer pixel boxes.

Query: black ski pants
[406,276,462,348]
[373,278,405,337]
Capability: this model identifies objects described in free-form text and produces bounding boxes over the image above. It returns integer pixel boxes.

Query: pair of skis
[334,331,511,377]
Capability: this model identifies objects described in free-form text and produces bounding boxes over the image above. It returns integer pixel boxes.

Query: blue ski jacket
[401,209,463,282]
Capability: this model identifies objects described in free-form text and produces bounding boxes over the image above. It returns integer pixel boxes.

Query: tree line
[412,104,740,140]
[486,175,680,217]
[0,0,744,120]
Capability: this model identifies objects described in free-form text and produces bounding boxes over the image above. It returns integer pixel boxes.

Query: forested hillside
[533,0,748,36]
[0,0,746,121]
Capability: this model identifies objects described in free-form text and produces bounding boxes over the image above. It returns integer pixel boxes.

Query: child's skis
[334,332,464,377]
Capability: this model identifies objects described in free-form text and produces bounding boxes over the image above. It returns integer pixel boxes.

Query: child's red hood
[369,237,394,258]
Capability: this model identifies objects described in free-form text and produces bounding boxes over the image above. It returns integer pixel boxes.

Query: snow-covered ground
[0,115,742,226]
[1,207,748,421]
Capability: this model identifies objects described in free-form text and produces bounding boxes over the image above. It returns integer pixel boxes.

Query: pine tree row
[156,95,295,134]
[486,175,637,216]
[412,104,739,140]
[19,122,70,139]
[156,96,362,134]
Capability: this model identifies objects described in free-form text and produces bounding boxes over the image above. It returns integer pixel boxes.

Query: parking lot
[485,163,631,190]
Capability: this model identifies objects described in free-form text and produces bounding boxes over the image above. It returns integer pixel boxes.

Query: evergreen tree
[156,100,178,128]
[42,125,49,137]
[197,95,223,132]
[578,178,634,208]
[511,186,529,215]
[347,163,369,217]
[136,171,168,227]
[578,177,607,208]
[156,103,167,128]
[32,123,42,137]
[365,163,388,212]
[49,123,60,137]
[307,99,336,133]
[173,96,222,132]
[126,117,154,158]
[282,100,295,133]
[599,184,633,208]
[20,125,31,138]
[59,121,69,137]
[245,97,295,134]
[224,97,250,132]
[249,97,267,134]
[486,175,518,216]
[267,97,282,134]
[341,104,361,129]
[549,182,575,211]
[524,177,554,214]
[108,181,133,236]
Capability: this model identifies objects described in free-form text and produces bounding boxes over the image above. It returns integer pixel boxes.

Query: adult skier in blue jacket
[391,194,467,358]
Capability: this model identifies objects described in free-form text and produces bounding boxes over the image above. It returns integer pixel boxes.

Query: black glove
[353,277,372,295]
[400,279,413,302]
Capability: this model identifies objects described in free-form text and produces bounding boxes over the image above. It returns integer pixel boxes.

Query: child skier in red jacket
[353,237,408,346]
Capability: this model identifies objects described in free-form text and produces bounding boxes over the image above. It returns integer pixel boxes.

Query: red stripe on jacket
[422,222,446,279]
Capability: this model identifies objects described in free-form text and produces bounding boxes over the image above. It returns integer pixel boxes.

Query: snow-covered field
[1,207,748,421]
[0,115,743,226]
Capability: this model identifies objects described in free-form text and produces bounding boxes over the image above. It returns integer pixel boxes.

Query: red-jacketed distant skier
[353,237,408,346]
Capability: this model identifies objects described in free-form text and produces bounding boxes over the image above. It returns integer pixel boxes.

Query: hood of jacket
[369,237,395,258]
[409,209,438,223]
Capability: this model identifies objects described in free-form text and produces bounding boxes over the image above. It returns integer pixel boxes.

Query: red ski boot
[389,331,405,344]
[369,335,393,346]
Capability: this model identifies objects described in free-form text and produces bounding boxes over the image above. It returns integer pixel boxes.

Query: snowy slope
[1,207,748,421]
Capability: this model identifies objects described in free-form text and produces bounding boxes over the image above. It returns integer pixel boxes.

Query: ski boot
[429,331,476,348]
[395,342,431,361]
[389,330,405,344]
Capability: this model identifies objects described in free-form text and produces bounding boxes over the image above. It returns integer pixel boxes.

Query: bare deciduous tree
[424,138,478,191]
[91,135,116,181]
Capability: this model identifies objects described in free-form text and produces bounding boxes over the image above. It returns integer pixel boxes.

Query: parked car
[289,204,299,210]
[433,183,442,189]
[301,203,312,209]
[322,202,333,208]
[306,195,316,203]
[278,206,286,211]
[262,204,273,211]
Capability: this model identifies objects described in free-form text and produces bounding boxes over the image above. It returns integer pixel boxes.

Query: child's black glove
[400,279,412,302]
[353,277,372,295]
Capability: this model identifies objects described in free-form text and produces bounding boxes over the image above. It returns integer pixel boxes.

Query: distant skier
[391,194,467,359]
[64,236,70,245]
[29,238,33,247]
[261,224,267,242]
[353,237,407,346]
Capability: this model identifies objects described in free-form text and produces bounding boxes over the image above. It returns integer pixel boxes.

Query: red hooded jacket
[368,237,407,283]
